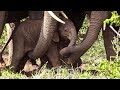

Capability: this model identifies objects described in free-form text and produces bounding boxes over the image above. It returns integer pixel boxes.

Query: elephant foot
[64,57,82,68]
[72,58,82,67]
[5,65,18,73]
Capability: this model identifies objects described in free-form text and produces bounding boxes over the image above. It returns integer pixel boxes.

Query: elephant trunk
[28,11,60,60]
[66,19,77,47]
[0,11,6,38]
[61,11,110,64]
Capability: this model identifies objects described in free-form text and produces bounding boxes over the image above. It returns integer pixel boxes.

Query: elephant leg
[16,55,29,72]
[0,11,7,63]
[0,11,7,37]
[47,41,61,67]
[40,55,53,68]
[10,31,25,73]
[102,25,116,60]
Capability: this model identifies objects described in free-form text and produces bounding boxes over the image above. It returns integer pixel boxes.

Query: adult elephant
[60,11,117,65]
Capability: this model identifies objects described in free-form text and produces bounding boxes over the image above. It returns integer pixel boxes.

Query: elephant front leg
[47,41,61,67]
[0,11,6,37]
[10,32,25,73]
[102,25,116,60]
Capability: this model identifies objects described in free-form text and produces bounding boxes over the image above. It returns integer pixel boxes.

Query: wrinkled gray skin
[60,11,117,65]
[10,14,77,72]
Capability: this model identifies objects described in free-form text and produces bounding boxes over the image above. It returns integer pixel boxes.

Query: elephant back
[17,19,43,45]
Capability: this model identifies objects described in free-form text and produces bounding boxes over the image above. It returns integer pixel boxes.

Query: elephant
[7,12,78,72]
[27,11,90,66]
[60,11,118,65]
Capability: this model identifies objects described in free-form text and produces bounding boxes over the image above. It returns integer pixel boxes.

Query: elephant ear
[52,31,59,42]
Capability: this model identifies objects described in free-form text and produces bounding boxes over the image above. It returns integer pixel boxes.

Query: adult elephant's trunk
[60,11,110,65]
[0,11,7,38]
[28,11,60,60]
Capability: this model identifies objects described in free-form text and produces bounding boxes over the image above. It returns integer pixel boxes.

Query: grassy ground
[0,17,120,79]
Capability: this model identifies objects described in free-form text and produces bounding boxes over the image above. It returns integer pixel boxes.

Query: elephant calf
[10,15,78,72]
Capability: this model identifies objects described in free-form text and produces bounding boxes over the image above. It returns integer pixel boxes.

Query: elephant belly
[24,33,39,53]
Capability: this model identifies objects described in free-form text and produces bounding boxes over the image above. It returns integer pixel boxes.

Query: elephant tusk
[47,11,65,24]
[60,11,68,19]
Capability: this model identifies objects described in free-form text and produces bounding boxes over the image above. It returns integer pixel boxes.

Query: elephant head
[60,11,112,65]
[58,16,77,47]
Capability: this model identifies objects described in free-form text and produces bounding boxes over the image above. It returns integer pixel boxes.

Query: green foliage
[0,26,7,47]
[104,11,120,30]
[0,69,27,79]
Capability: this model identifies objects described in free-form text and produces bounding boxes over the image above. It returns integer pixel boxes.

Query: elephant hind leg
[102,25,116,60]
[40,55,53,68]
[47,42,61,67]
[16,55,28,72]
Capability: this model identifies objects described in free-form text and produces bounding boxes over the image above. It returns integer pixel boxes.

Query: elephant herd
[0,11,118,74]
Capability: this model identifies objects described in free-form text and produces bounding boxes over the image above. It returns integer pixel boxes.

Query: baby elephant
[10,15,77,72]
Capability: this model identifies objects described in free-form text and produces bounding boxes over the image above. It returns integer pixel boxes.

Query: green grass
[0,17,120,79]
